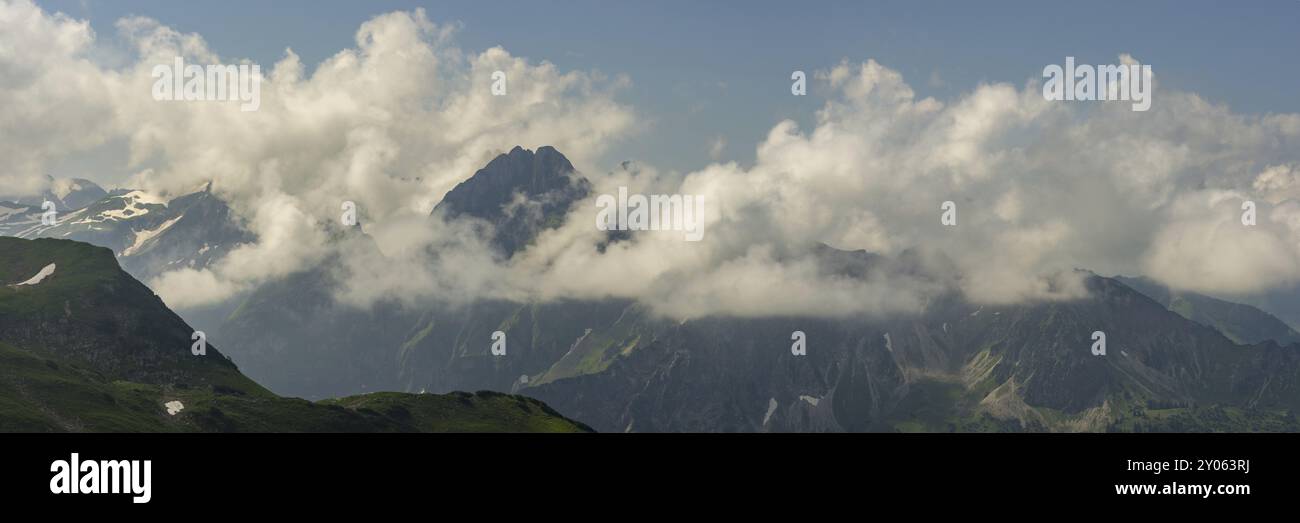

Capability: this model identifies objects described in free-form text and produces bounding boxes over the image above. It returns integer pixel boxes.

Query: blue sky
[39,0,1300,174]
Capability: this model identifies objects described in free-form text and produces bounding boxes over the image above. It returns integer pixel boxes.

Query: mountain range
[1,175,107,212]
[5,149,1300,432]
[0,180,250,286]
[209,147,1300,432]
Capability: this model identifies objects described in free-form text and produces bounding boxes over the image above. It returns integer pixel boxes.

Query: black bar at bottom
[1,433,1288,512]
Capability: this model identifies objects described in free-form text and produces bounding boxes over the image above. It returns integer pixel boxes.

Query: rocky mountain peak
[432,146,591,258]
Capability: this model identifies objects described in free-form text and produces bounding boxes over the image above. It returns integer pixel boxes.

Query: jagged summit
[433,146,591,258]
[435,146,582,215]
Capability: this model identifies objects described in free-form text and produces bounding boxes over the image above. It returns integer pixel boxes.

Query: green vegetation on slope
[0,238,590,433]
[0,340,591,432]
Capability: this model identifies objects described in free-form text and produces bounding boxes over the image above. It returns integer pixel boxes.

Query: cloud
[707,136,726,161]
[0,0,117,195]
[5,0,1300,318]
[1142,192,1300,295]
[1253,164,1300,204]
[0,1,636,307]
[485,57,1300,316]
[148,267,239,309]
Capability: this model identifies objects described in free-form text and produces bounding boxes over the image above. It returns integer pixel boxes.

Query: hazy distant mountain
[0,183,252,285]
[1237,285,1300,340]
[1116,276,1300,346]
[0,237,589,432]
[0,175,107,211]
[217,226,416,399]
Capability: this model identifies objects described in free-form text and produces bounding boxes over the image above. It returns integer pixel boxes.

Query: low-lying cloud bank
[3,0,1299,319]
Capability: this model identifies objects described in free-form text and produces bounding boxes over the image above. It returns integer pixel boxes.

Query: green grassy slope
[0,238,590,433]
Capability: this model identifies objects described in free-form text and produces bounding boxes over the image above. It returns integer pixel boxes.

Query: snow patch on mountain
[123,190,168,207]
[13,263,55,286]
[122,215,183,257]
[71,191,168,224]
[99,191,166,220]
